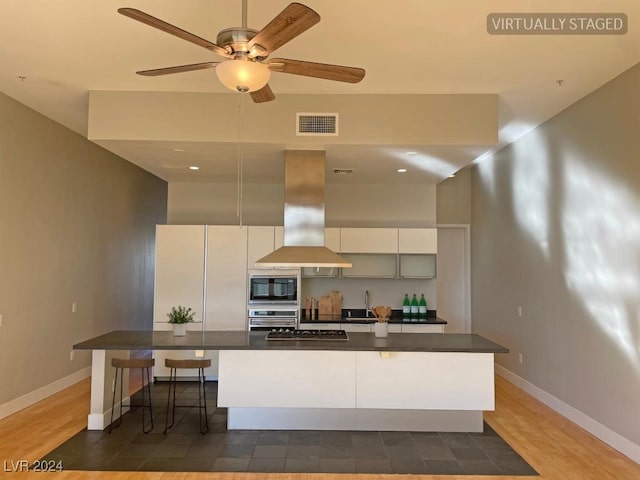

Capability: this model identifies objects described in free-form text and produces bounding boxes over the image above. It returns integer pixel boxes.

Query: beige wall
[168,182,436,227]
[0,93,167,406]
[89,92,498,146]
[470,64,640,449]
[436,167,471,224]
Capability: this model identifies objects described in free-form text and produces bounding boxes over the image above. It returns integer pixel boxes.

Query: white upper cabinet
[325,228,341,252]
[398,228,438,254]
[399,254,437,278]
[247,226,275,268]
[205,225,248,331]
[275,226,284,249]
[340,228,398,253]
[341,253,397,278]
[154,225,205,326]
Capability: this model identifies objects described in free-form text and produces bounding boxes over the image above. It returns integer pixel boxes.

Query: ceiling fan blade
[136,62,219,76]
[118,8,231,58]
[250,84,276,103]
[268,58,365,83]
[248,3,320,56]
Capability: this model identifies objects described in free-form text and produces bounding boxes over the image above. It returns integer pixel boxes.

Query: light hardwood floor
[1,375,638,480]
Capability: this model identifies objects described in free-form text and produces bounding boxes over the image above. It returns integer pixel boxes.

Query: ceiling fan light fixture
[216,59,270,93]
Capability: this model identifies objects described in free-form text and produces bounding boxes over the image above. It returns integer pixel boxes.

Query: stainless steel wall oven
[248,273,298,305]
[248,309,298,331]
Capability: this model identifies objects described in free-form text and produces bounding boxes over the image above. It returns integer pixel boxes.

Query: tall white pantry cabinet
[153,225,248,378]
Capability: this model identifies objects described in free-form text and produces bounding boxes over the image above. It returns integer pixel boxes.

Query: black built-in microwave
[249,275,298,304]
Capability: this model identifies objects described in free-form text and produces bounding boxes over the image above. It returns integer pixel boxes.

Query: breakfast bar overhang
[74,331,508,432]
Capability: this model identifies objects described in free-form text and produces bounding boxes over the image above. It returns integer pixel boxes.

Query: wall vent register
[296,113,338,136]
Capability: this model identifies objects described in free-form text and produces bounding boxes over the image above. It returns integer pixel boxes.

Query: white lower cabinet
[218,350,356,408]
[341,323,372,333]
[303,323,340,330]
[355,351,495,410]
[218,350,494,431]
[402,324,444,333]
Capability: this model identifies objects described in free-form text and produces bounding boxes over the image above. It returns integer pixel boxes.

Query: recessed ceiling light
[397,168,407,173]
[405,151,417,156]
[173,148,185,152]
[189,166,200,171]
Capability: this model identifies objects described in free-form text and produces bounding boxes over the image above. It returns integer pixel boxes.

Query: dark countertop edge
[74,331,508,354]
[300,309,443,324]
[301,318,447,325]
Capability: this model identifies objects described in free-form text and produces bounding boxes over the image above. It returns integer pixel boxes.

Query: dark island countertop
[74,330,508,354]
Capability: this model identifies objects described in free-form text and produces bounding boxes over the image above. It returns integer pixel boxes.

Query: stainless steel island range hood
[254,150,352,268]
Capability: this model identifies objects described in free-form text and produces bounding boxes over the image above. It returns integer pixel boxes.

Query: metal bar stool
[109,357,155,434]
[164,358,211,435]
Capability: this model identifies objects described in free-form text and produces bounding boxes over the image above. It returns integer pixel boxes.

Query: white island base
[218,350,495,432]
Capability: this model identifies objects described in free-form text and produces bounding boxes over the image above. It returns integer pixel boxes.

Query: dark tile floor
[41,382,538,475]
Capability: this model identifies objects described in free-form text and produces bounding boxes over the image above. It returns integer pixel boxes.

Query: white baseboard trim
[495,364,640,464]
[0,367,91,421]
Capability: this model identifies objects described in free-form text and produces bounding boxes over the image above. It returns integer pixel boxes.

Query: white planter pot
[173,323,187,336]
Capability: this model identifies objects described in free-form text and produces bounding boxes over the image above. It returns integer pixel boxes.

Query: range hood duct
[254,150,352,268]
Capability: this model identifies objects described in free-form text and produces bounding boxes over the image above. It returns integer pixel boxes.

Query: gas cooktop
[265,329,349,341]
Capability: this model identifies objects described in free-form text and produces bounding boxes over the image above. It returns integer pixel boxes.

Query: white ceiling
[1,0,638,184]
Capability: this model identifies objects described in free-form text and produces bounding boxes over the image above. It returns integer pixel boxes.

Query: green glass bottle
[410,293,419,321]
[402,294,411,319]
[419,294,427,319]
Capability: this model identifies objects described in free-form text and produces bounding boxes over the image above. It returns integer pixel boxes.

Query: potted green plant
[167,305,195,336]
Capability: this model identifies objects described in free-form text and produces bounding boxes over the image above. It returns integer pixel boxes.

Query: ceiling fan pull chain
[242,0,248,29]
[236,94,246,227]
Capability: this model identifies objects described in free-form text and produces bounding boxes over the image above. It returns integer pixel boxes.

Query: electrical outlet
[195,350,204,358]
[71,303,77,313]
[518,353,523,364]
[69,351,75,362]
[517,306,522,317]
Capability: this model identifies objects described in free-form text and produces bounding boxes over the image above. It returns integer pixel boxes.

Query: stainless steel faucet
[365,289,370,317]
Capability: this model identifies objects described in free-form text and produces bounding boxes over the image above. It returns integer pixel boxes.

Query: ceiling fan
[118,1,366,103]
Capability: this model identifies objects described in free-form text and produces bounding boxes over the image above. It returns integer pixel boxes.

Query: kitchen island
[74,330,508,432]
